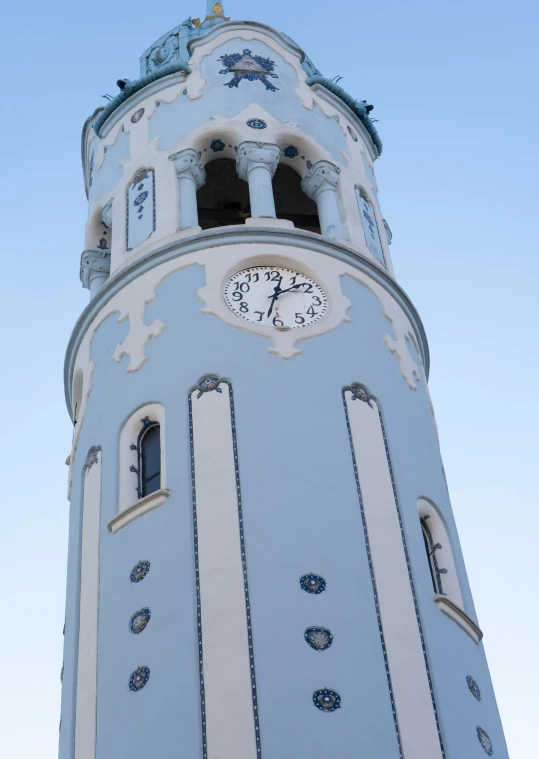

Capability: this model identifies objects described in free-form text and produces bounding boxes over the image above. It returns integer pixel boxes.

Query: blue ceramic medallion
[305,627,333,651]
[130,561,150,583]
[313,688,341,712]
[477,727,493,756]
[130,608,151,634]
[300,574,326,594]
[129,666,150,692]
[247,119,267,130]
[467,676,481,702]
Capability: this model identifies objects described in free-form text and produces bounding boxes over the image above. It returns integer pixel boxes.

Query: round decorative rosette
[313,688,341,712]
[305,627,333,651]
[476,727,493,756]
[129,666,150,692]
[130,561,150,583]
[130,608,151,634]
[247,118,267,130]
[466,676,481,702]
[284,145,299,158]
[300,574,326,595]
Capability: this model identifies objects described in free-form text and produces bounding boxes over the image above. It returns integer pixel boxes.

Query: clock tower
[61,4,509,759]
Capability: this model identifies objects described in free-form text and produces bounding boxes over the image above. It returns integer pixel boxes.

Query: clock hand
[267,276,283,318]
[267,283,309,298]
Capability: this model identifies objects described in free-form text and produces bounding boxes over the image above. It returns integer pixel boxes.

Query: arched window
[418,499,464,608]
[197,158,251,229]
[273,163,320,233]
[420,515,446,595]
[131,417,161,499]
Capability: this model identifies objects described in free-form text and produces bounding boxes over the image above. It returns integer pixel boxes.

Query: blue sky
[1,1,537,756]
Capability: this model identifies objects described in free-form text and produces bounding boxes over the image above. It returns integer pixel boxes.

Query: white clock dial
[223,267,328,328]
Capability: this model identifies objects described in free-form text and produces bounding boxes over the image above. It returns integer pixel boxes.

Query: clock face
[223,267,328,328]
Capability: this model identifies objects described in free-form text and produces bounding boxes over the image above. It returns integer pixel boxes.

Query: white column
[75,449,101,759]
[302,160,345,238]
[80,249,111,299]
[190,380,258,759]
[169,148,206,230]
[344,389,443,759]
[237,141,280,218]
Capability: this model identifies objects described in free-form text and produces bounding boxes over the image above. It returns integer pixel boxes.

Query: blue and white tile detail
[477,727,493,756]
[130,608,151,634]
[300,574,326,594]
[313,688,341,712]
[129,666,150,692]
[355,186,386,268]
[467,676,481,702]
[247,119,267,130]
[219,49,279,92]
[126,168,156,251]
[304,627,333,651]
[130,560,150,583]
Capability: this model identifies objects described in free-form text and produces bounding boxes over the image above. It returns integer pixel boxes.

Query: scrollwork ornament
[197,376,223,399]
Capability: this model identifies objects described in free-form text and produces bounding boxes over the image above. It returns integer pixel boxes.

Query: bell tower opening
[197,158,251,229]
[273,164,320,233]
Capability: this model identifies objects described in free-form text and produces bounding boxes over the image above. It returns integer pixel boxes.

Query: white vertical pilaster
[344,388,443,759]
[169,149,206,230]
[237,141,280,219]
[190,380,258,759]
[302,160,345,239]
[75,449,102,759]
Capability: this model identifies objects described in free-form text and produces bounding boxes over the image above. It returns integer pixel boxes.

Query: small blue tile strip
[189,377,262,759]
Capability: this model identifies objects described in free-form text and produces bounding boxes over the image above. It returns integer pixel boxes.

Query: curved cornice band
[306,75,383,155]
[64,227,430,415]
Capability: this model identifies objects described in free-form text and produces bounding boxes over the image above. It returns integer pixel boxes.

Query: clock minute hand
[267,276,283,318]
[267,283,307,299]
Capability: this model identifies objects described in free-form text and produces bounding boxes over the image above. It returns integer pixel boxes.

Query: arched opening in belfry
[273,164,321,234]
[197,158,251,229]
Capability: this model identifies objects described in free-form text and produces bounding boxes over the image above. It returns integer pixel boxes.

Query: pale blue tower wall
[59,257,508,759]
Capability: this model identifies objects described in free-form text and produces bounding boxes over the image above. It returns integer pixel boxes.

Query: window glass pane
[141,425,161,496]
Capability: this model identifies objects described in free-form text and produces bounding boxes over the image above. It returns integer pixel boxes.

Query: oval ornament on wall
[305,627,333,651]
[300,574,326,594]
[477,727,493,756]
[313,688,341,712]
[466,675,481,702]
[129,666,150,692]
[130,608,151,634]
[130,561,150,583]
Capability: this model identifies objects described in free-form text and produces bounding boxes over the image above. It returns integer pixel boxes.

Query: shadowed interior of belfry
[196,158,321,233]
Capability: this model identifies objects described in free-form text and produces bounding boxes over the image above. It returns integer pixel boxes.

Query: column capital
[169,148,206,189]
[237,141,280,181]
[301,160,341,200]
[80,249,111,290]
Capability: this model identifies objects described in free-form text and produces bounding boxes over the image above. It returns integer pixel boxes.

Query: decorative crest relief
[313,688,341,712]
[219,49,279,91]
[129,666,150,692]
[350,384,373,407]
[247,118,267,130]
[300,574,326,594]
[305,627,333,651]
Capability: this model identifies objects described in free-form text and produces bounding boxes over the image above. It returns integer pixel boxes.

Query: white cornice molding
[64,227,430,416]
[434,595,484,644]
[108,489,171,534]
